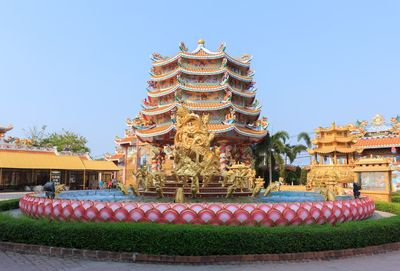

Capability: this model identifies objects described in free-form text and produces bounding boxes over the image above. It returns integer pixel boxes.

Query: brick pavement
[0,250,399,271]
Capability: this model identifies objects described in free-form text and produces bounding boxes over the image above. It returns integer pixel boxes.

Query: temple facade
[308,114,400,193]
[0,124,118,191]
[106,40,268,184]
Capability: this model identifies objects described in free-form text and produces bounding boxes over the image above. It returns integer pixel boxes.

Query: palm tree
[281,143,307,180]
[297,132,312,163]
[254,131,289,184]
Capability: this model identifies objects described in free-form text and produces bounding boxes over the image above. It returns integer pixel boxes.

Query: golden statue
[116,182,129,195]
[224,163,254,198]
[153,172,165,198]
[251,177,264,197]
[173,106,221,198]
[263,181,282,197]
[55,184,67,197]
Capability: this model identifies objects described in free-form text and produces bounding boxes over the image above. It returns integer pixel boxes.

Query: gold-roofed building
[307,123,360,190]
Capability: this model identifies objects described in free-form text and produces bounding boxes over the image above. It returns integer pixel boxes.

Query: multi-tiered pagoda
[107,40,268,184]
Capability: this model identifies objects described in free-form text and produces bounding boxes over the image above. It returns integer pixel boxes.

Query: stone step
[141,191,252,198]
[162,182,224,188]
[144,187,249,193]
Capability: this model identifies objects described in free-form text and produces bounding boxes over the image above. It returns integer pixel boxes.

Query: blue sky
[0,1,399,160]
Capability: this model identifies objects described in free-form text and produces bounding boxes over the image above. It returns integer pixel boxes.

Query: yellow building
[307,123,359,189]
[0,125,118,191]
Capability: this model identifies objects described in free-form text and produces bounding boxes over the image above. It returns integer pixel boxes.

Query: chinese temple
[307,123,358,190]
[351,114,400,161]
[107,40,268,185]
[307,114,400,195]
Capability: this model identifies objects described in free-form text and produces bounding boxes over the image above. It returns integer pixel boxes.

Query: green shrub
[0,199,19,212]
[0,202,398,255]
[375,201,400,215]
[391,195,400,203]
[0,200,399,256]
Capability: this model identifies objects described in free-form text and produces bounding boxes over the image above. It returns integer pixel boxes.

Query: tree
[42,130,90,153]
[282,144,307,180]
[254,131,289,184]
[23,125,48,147]
[24,126,90,153]
[297,131,312,163]
[297,132,311,148]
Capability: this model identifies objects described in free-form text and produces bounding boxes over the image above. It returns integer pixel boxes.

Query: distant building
[0,124,118,191]
[308,114,400,192]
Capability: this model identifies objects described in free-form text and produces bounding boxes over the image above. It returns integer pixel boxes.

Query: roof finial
[197,39,205,46]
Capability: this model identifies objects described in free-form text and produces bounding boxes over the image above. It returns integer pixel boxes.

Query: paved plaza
[0,250,399,271]
[0,192,28,201]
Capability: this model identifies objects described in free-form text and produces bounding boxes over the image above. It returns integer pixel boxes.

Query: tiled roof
[354,136,400,148]
[135,125,175,136]
[105,153,125,161]
[115,136,136,145]
[135,123,267,139]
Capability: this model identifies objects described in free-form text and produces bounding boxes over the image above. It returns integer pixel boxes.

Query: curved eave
[148,84,256,99]
[234,126,268,138]
[309,147,356,154]
[151,69,180,81]
[232,104,261,116]
[141,104,176,116]
[152,54,180,67]
[312,138,356,144]
[105,153,125,162]
[227,70,253,82]
[185,102,230,111]
[114,136,137,146]
[228,86,256,98]
[180,67,225,76]
[151,67,252,83]
[148,85,179,98]
[135,123,267,140]
[135,125,176,138]
[224,54,251,68]
[180,84,226,93]
[141,102,260,117]
[152,49,251,68]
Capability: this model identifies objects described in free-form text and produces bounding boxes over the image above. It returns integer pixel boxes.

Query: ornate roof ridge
[150,67,253,82]
[151,41,251,67]
[135,123,267,139]
[140,102,261,116]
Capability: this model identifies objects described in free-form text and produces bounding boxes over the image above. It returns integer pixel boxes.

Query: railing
[0,143,56,153]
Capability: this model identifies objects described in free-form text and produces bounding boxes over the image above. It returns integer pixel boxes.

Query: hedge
[0,199,19,212]
[0,201,399,256]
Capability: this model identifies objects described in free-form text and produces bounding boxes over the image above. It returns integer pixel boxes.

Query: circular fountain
[19,109,375,226]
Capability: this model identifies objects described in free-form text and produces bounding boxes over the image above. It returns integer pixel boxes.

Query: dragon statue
[391,115,400,131]
[173,106,221,198]
[263,180,282,197]
[151,53,168,62]
[217,42,226,52]
[179,41,188,52]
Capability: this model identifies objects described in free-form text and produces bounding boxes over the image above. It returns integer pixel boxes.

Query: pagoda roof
[105,153,125,162]
[151,41,251,68]
[115,136,137,146]
[312,136,357,144]
[354,136,400,149]
[147,84,256,99]
[314,123,352,133]
[135,123,267,140]
[150,67,253,82]
[308,146,357,154]
[140,102,261,117]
